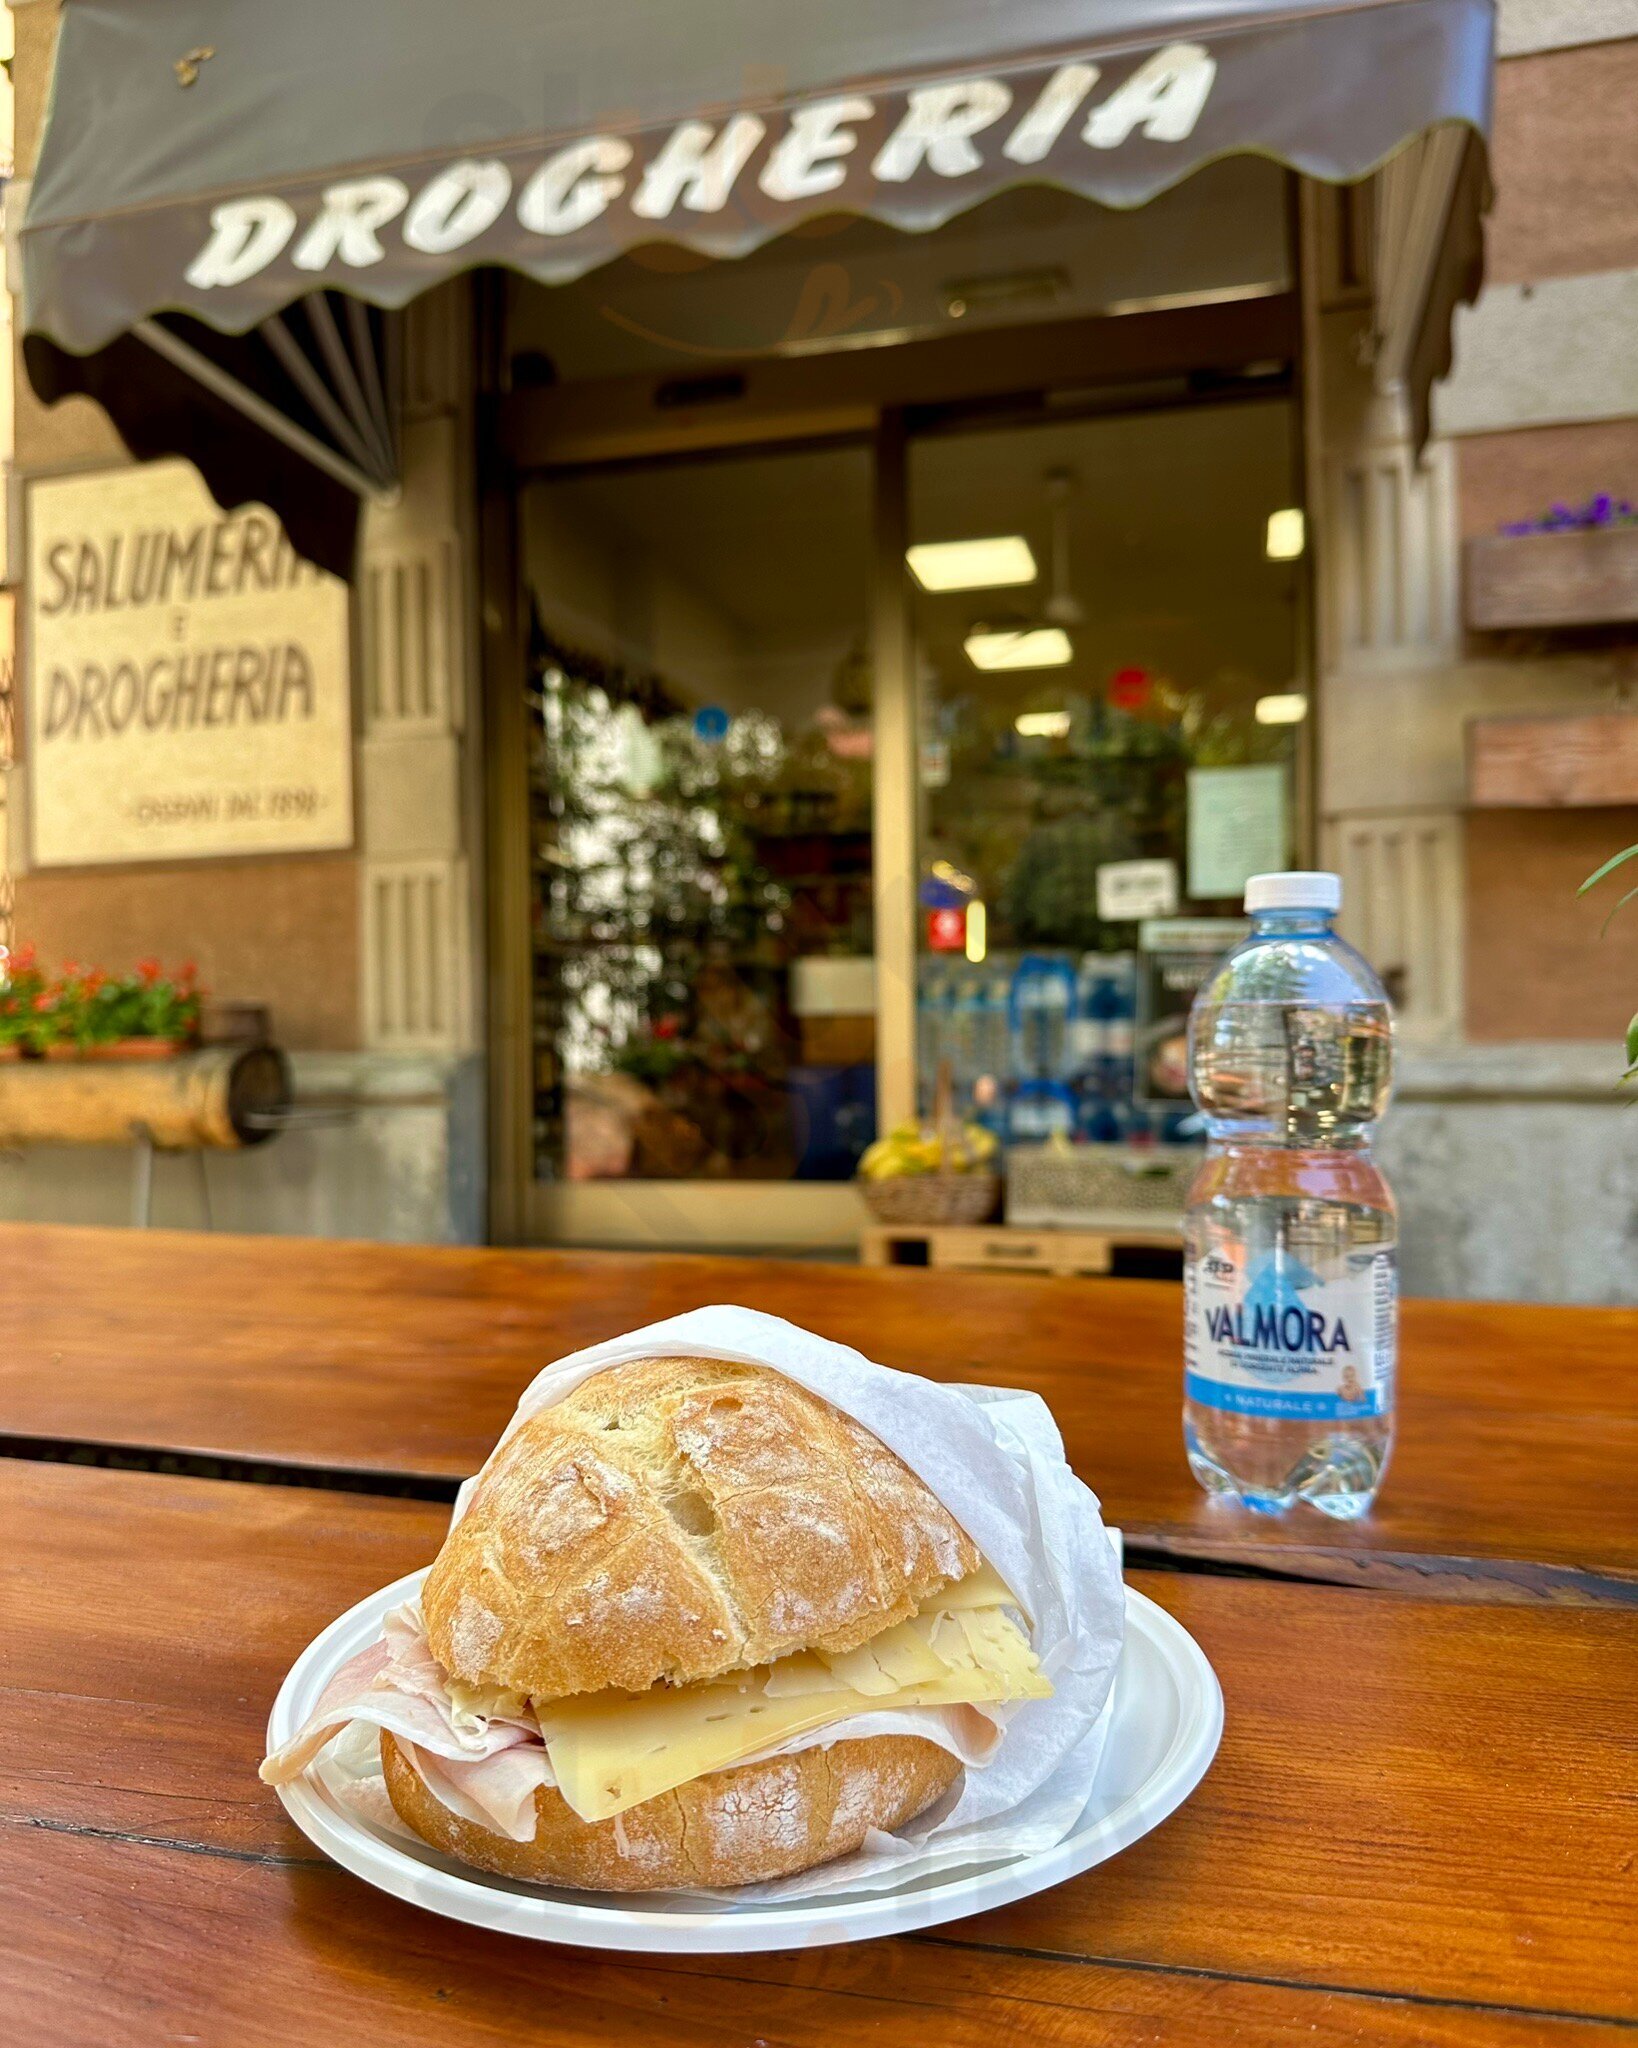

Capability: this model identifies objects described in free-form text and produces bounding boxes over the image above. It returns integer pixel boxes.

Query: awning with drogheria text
[20,0,1495,572]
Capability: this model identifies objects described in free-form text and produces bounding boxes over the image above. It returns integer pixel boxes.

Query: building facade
[2,0,1634,1299]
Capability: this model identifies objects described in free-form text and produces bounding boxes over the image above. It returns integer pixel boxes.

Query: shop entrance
[485,179,1307,1250]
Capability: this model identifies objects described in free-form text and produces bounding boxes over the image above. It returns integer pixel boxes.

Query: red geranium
[1108,666,1151,712]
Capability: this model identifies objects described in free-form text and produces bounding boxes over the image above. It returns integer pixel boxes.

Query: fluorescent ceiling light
[1014,709,1073,738]
[968,627,1072,672]
[1265,508,1305,561]
[907,536,1038,592]
[1255,693,1308,725]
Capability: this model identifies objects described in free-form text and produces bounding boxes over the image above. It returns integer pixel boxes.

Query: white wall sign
[1186,764,1287,899]
[25,461,352,867]
[1096,857,1179,923]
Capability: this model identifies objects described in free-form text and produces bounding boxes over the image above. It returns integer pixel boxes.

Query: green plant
[0,952,204,1053]
[0,943,47,1050]
[1579,845,1638,1088]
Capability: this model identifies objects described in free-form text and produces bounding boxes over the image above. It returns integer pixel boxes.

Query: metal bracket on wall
[128,1119,211,1231]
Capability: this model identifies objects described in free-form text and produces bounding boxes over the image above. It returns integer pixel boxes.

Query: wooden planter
[41,1038,192,1063]
[1465,525,1638,631]
[1468,711,1638,807]
[0,1044,289,1148]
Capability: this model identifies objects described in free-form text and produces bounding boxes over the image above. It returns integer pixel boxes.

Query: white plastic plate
[268,1569,1222,1953]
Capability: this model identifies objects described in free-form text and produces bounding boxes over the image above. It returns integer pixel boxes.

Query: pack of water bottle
[1073,954,1137,1141]
[916,957,1010,1129]
[1183,871,1397,1519]
[918,948,1174,1146]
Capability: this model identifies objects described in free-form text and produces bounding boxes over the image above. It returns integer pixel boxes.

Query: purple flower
[1498,491,1638,536]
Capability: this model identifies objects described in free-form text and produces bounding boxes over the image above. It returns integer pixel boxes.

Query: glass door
[518,438,877,1247]
[905,398,1306,1143]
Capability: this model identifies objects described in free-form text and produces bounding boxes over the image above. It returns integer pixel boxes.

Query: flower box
[40,1038,194,1063]
[1465,524,1638,631]
[1467,711,1638,808]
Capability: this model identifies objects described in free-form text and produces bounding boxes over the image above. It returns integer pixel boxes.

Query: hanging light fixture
[1043,468,1084,626]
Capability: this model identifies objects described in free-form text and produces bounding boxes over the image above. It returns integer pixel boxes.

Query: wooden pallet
[859,1220,1183,1277]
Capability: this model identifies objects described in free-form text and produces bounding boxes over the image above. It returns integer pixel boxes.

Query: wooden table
[3,1223,1635,1601]
[3,1224,1635,2043]
[5,1461,1634,2044]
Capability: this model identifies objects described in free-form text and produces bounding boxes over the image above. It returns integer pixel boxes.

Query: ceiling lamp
[1014,709,1073,738]
[1265,508,1306,561]
[906,536,1037,592]
[967,626,1073,671]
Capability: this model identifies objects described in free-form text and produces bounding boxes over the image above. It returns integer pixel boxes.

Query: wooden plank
[1467,710,1638,807]
[3,1462,1634,2031]
[7,1830,1627,2048]
[862,1222,1185,1277]
[1,1224,1635,1593]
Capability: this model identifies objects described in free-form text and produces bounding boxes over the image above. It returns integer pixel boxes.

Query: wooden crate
[1465,525,1638,631]
[859,1220,1182,1278]
[1467,710,1638,807]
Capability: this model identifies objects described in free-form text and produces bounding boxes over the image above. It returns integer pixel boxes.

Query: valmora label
[1202,1303,1353,1356]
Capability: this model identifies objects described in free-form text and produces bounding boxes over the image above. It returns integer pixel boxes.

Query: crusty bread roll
[423,1355,980,1701]
[382,1728,961,1891]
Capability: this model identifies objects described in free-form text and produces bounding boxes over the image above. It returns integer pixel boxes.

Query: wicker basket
[855,1060,1001,1227]
[857,1167,1002,1227]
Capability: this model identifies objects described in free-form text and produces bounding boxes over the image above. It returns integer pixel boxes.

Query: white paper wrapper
[323,1303,1125,1904]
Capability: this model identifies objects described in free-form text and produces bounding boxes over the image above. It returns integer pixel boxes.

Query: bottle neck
[1247,907,1337,938]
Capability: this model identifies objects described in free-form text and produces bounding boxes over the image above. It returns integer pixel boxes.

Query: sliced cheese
[760,1651,852,1699]
[925,1560,1020,1614]
[538,1604,1050,1823]
[816,1618,948,1696]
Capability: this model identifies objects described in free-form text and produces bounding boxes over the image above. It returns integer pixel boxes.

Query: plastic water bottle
[977,967,1011,1090]
[916,963,946,1103]
[1072,955,1109,1076]
[1009,1078,1077,1142]
[1182,872,1396,1518]
[1100,954,1137,1106]
[1009,955,1076,1082]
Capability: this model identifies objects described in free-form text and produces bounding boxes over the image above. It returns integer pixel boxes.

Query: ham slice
[398,1738,558,1842]
[259,1604,539,1787]
[264,1606,1000,1851]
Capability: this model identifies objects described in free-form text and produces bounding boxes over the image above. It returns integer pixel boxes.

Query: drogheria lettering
[184,46,1217,285]
[41,645,316,740]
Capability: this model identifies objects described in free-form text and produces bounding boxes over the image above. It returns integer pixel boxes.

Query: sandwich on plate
[261,1354,1054,1890]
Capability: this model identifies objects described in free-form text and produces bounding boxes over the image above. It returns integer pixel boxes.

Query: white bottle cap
[1244,870,1341,913]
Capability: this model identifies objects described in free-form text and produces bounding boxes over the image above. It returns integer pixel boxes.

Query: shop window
[907,399,1304,1141]
[521,442,875,1186]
